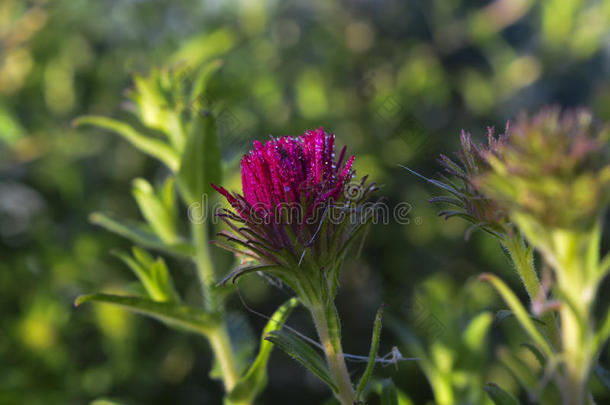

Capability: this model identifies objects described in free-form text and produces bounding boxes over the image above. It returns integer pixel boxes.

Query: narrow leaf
[480,273,554,358]
[75,293,218,335]
[356,306,384,400]
[463,312,493,350]
[73,116,180,171]
[132,178,178,244]
[484,383,520,405]
[265,329,337,392]
[90,212,194,257]
[227,298,299,402]
[178,112,222,204]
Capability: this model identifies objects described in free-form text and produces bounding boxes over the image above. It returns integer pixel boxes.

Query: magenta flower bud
[211,128,378,304]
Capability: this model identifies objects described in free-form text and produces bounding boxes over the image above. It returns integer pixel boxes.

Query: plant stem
[553,230,596,405]
[503,233,561,350]
[208,324,241,392]
[310,302,357,405]
[192,220,218,313]
[191,220,245,401]
[559,301,589,405]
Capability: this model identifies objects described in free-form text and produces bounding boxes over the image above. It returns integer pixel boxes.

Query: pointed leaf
[463,312,493,350]
[190,59,224,104]
[264,329,337,392]
[227,298,299,402]
[178,112,222,204]
[484,383,520,405]
[75,293,218,335]
[90,212,194,257]
[132,178,178,244]
[520,342,546,368]
[480,273,554,358]
[356,306,384,400]
[73,116,180,171]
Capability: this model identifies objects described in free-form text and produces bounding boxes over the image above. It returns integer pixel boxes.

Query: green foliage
[265,329,338,392]
[75,294,220,335]
[356,306,384,401]
[177,112,222,204]
[112,247,180,303]
[3,0,610,404]
[484,383,520,405]
[227,297,299,403]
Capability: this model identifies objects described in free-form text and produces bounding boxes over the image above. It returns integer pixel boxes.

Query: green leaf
[90,212,194,257]
[463,312,493,350]
[190,59,224,104]
[75,293,218,335]
[480,273,554,358]
[265,329,337,392]
[520,342,546,368]
[132,178,178,244]
[73,116,180,171]
[113,247,180,303]
[177,112,222,204]
[356,306,384,401]
[484,383,521,405]
[227,298,299,402]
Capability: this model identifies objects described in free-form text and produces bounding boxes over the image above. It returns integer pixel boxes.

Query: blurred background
[1,0,610,404]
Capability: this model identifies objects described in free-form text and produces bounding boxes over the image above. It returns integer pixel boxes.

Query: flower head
[420,125,511,240]
[477,108,610,232]
[212,128,378,304]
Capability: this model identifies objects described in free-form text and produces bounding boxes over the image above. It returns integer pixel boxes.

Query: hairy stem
[191,220,244,400]
[502,233,561,350]
[310,302,357,405]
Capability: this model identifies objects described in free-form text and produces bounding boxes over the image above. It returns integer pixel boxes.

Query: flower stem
[191,220,244,401]
[502,233,561,350]
[559,302,589,405]
[310,302,357,405]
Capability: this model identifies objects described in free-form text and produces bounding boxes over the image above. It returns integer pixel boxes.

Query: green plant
[420,108,610,405]
[211,127,386,405]
[73,65,298,405]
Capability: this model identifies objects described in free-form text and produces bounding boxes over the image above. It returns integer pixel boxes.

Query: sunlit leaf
[480,273,554,358]
[75,293,219,335]
[90,212,194,257]
[73,116,180,171]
